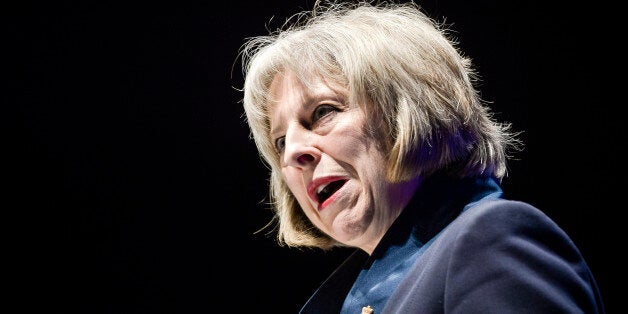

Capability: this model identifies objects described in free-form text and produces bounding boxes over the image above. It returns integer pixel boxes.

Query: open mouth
[316,179,348,204]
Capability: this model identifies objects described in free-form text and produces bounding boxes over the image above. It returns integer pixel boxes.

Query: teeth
[316,183,329,194]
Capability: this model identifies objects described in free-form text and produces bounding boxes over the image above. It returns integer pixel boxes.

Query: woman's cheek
[282,169,310,205]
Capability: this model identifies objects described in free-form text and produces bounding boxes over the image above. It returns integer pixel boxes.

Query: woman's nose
[283,126,320,169]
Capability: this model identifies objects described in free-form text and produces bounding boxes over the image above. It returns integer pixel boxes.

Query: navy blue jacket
[300,176,605,313]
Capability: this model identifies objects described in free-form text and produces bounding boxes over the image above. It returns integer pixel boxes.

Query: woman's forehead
[267,70,348,105]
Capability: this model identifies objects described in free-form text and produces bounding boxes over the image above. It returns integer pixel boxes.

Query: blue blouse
[340,176,503,313]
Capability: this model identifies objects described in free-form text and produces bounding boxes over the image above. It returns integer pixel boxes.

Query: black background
[12,0,621,313]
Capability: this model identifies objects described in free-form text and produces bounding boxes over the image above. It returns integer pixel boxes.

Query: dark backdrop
[12,0,621,313]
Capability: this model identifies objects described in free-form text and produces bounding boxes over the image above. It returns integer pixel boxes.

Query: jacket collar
[299,175,502,313]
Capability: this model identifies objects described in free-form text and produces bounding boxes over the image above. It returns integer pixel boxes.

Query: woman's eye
[312,104,337,122]
[275,136,286,153]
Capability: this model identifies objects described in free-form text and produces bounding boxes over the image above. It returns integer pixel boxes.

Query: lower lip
[318,184,345,211]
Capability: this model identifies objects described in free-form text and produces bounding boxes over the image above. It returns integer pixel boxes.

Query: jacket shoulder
[385,199,605,313]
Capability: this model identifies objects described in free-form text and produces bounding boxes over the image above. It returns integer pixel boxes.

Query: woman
[238,1,605,312]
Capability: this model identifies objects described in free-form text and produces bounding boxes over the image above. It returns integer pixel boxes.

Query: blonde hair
[238,0,521,249]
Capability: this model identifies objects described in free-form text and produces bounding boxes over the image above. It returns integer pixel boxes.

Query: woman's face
[267,71,419,253]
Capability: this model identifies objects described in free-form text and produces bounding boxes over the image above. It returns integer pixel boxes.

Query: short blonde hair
[239,1,521,249]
